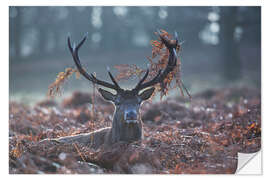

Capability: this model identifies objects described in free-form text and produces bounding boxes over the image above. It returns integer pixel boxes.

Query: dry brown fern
[48,67,80,97]
[115,29,191,99]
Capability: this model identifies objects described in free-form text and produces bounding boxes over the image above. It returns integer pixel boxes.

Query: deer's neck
[110,109,142,143]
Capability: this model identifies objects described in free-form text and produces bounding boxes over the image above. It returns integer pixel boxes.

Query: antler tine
[134,69,149,90]
[108,71,121,90]
[68,35,120,91]
[134,69,162,91]
[133,30,178,92]
[68,36,93,82]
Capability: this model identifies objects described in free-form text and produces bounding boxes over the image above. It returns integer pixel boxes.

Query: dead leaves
[48,68,80,97]
[114,64,146,81]
[115,29,191,99]
[10,140,24,158]
[9,87,261,174]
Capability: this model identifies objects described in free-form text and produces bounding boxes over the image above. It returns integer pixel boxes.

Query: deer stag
[44,30,179,149]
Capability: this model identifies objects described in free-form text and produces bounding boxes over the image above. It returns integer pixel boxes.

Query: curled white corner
[236,151,261,174]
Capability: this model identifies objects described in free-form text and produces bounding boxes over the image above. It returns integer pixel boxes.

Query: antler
[67,35,122,92]
[133,30,179,92]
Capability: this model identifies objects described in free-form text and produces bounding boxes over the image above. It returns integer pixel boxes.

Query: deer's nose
[125,110,137,120]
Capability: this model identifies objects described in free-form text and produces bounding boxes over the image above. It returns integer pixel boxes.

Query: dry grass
[9,87,260,174]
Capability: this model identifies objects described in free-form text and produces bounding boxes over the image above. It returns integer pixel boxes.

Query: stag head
[68,30,179,142]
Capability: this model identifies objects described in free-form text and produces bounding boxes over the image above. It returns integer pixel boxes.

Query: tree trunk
[219,7,241,81]
[10,7,22,61]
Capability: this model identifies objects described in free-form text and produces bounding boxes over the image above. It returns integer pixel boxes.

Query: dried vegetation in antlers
[115,29,191,99]
[47,30,190,100]
[48,67,80,97]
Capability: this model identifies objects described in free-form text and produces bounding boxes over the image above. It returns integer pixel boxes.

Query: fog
[9,6,261,103]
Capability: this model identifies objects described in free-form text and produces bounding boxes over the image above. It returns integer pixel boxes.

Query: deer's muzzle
[124,109,138,123]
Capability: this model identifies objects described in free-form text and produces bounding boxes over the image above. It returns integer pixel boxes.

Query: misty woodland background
[9,6,260,103]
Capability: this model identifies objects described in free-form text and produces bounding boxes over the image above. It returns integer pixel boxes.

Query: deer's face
[98,87,155,123]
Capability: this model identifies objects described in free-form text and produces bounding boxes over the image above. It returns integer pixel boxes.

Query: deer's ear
[139,87,155,101]
[98,88,116,102]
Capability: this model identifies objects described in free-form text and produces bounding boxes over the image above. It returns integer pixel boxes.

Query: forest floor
[9,86,261,174]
